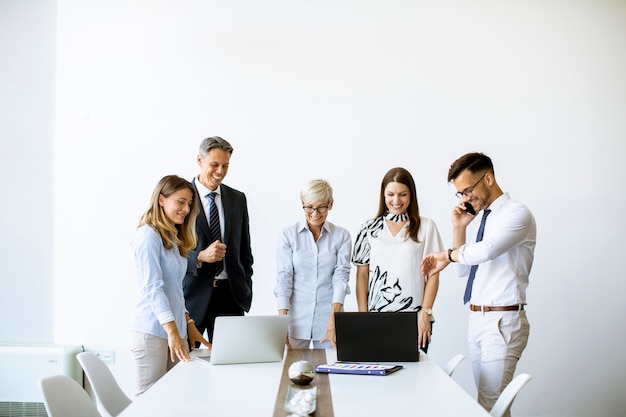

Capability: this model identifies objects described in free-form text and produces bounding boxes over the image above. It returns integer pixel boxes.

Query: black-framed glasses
[455,172,487,199]
[302,205,329,214]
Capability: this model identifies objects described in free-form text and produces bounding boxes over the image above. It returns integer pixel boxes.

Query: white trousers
[131,331,189,396]
[468,310,529,417]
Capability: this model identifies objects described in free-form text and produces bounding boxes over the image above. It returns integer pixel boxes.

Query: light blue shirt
[274,220,351,340]
[131,225,188,340]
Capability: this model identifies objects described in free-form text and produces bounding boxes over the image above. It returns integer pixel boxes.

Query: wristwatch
[422,307,433,316]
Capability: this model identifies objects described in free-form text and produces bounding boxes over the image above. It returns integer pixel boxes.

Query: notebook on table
[197,315,288,365]
[315,362,403,375]
[334,311,420,362]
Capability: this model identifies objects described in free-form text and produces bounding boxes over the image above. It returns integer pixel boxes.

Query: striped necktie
[463,209,491,304]
[208,192,223,276]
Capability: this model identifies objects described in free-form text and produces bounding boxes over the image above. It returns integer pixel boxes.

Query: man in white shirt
[421,152,536,417]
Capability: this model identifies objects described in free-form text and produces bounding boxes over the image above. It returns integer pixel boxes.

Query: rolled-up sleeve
[459,205,533,266]
[274,228,295,310]
[332,228,352,304]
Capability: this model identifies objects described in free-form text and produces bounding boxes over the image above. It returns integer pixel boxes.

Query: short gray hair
[300,179,333,204]
[199,136,234,157]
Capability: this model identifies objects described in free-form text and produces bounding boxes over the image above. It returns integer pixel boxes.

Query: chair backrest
[489,373,532,417]
[77,352,132,417]
[39,374,102,417]
[442,354,466,377]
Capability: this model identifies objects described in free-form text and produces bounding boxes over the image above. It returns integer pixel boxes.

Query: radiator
[0,344,84,417]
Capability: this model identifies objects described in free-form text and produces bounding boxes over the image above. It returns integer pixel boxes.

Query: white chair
[489,373,533,417]
[77,352,132,417]
[442,354,466,377]
[39,374,102,417]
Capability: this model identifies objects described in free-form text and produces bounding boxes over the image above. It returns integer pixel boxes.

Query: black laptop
[334,311,420,362]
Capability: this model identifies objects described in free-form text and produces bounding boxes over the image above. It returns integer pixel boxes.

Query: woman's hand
[278,309,292,349]
[417,309,432,349]
[320,323,337,350]
[320,303,342,349]
[163,321,191,362]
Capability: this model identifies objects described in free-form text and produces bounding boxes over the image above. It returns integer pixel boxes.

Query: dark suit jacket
[183,180,253,323]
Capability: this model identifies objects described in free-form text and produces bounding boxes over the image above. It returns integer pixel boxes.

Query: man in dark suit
[183,136,253,343]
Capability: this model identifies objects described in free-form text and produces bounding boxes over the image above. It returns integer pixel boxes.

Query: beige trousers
[131,331,189,396]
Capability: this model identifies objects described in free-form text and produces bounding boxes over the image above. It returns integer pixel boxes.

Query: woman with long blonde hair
[130,175,210,395]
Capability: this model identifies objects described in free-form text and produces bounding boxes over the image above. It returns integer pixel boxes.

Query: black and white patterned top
[352,216,444,312]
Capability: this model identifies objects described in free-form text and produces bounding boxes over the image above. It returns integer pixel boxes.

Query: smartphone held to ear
[464,201,476,215]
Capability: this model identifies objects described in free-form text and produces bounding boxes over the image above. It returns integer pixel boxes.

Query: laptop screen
[334,311,419,362]
[208,315,288,365]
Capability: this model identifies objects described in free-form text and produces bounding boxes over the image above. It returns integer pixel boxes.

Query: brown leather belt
[470,304,524,312]
[212,279,228,288]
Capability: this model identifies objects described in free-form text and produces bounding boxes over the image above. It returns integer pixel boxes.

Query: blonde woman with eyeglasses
[274,179,352,350]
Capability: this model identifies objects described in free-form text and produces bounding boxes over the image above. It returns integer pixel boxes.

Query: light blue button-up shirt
[274,220,351,340]
[131,225,188,340]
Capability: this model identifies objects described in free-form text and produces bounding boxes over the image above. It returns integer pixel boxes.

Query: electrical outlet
[89,349,115,364]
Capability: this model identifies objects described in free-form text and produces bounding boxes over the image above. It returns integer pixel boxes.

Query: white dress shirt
[194,179,227,280]
[274,220,352,341]
[455,193,536,306]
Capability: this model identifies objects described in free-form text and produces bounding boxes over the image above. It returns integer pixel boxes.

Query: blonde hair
[139,175,199,256]
[300,179,334,205]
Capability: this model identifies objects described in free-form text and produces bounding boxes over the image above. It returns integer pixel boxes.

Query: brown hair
[447,152,494,182]
[377,167,421,242]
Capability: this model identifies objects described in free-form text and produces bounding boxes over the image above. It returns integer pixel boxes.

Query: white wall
[0,0,56,343]
[2,1,626,416]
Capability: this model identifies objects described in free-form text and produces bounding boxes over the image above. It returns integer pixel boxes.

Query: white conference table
[119,349,490,417]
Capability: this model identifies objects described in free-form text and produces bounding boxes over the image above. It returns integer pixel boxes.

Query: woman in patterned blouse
[352,167,444,351]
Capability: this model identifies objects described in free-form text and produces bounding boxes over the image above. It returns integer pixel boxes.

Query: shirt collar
[297,219,331,235]
[195,177,221,198]
[486,192,509,212]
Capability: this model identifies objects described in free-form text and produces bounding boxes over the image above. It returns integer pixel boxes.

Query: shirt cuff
[332,290,347,305]
[157,311,175,325]
[276,296,290,311]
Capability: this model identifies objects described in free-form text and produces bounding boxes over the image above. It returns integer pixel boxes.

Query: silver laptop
[201,315,288,365]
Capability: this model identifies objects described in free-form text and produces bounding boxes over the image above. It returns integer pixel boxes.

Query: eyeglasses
[455,172,487,199]
[302,205,329,214]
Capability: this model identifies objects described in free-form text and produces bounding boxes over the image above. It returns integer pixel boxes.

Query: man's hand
[187,322,211,351]
[198,240,227,264]
[421,251,450,278]
[452,201,477,228]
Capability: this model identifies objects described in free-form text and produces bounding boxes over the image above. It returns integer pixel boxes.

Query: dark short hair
[199,136,234,157]
[447,152,494,182]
